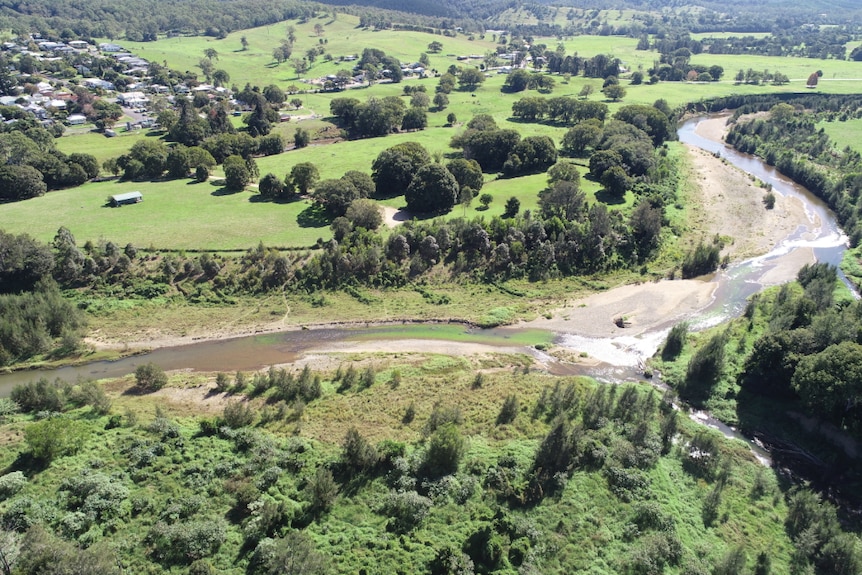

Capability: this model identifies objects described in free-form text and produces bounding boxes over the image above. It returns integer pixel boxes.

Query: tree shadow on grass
[595,189,627,205]
[210,184,245,197]
[297,203,331,228]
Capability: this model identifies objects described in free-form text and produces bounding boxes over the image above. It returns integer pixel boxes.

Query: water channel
[0,115,852,444]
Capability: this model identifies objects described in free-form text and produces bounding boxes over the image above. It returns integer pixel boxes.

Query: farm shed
[108,191,143,207]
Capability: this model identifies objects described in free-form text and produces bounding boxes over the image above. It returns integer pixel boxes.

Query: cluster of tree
[0,125,99,201]
[356,47,403,83]
[737,264,862,434]
[721,96,862,246]
[329,95,425,138]
[295,179,666,291]
[0,280,86,366]
[701,25,855,59]
[510,95,608,124]
[501,69,554,93]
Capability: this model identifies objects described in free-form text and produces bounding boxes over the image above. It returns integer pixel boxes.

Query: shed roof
[110,191,142,202]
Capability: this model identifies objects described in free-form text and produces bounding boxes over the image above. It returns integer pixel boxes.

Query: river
[0,116,851,405]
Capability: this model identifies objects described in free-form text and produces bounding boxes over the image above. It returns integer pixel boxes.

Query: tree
[446,158,484,193]
[305,467,338,514]
[372,142,431,198]
[503,135,558,176]
[272,43,292,65]
[614,104,673,146]
[314,179,359,216]
[290,162,320,195]
[503,69,531,92]
[263,84,286,106]
[600,165,631,196]
[241,36,249,51]
[547,160,580,185]
[479,193,493,209]
[345,199,383,230]
[602,84,626,101]
[68,153,99,180]
[792,342,862,423]
[223,155,254,190]
[341,427,379,473]
[503,197,520,218]
[258,173,285,200]
[433,92,449,111]
[156,109,178,133]
[406,163,459,213]
[165,146,192,179]
[293,127,310,148]
[401,108,427,131]
[578,84,594,99]
[135,362,168,391]
[203,48,219,62]
[806,70,822,88]
[458,68,485,91]
[211,69,229,88]
[539,180,585,220]
[0,165,46,200]
[410,92,430,109]
[423,423,464,477]
[630,200,662,255]
[257,532,328,575]
[589,149,624,180]
[428,40,443,53]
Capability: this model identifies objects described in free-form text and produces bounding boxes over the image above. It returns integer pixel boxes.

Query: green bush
[147,518,227,565]
[25,417,88,462]
[423,423,465,478]
[222,400,255,428]
[0,471,27,501]
[661,322,688,361]
[134,363,168,392]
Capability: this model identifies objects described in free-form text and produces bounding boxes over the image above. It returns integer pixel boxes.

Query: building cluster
[0,35,230,130]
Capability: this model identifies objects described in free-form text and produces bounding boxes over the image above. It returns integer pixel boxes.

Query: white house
[66,114,87,125]
[117,91,148,106]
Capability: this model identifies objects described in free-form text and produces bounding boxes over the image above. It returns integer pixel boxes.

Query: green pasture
[0,178,331,250]
[117,13,498,91]
[819,117,862,152]
[55,129,156,164]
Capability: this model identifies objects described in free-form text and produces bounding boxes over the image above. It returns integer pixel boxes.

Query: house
[66,114,87,125]
[108,191,142,207]
[117,91,148,106]
[99,43,123,52]
[68,40,89,50]
[82,78,116,91]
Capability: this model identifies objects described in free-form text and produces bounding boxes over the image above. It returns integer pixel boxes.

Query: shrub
[135,363,168,392]
[25,417,87,462]
[423,423,465,478]
[304,467,338,514]
[222,401,255,428]
[379,490,432,533]
[11,378,65,413]
[683,331,728,401]
[148,518,227,564]
[661,322,688,361]
[0,471,27,500]
[496,395,519,425]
